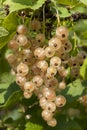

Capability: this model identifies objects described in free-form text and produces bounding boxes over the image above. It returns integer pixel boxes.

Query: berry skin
[55,95,66,107]
[42,110,53,121]
[70,67,80,78]
[32,75,43,87]
[17,62,29,76]
[17,24,27,35]
[45,46,55,58]
[31,19,41,31]
[58,81,66,90]
[48,37,62,51]
[34,47,45,59]
[36,33,45,43]
[50,56,61,68]
[37,60,48,72]
[56,26,69,41]
[24,82,35,93]
[46,102,56,112]
[39,97,48,109]
[77,51,87,60]
[23,91,32,99]
[16,35,28,46]
[47,66,57,77]
[16,75,26,87]
[62,40,72,52]
[8,40,18,51]
[47,118,57,127]
[5,53,17,65]
[42,87,56,101]
[68,57,78,67]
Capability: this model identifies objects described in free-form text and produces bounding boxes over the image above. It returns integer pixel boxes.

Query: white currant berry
[58,81,66,90]
[5,53,17,65]
[77,51,87,60]
[55,95,66,107]
[56,26,69,40]
[46,102,56,112]
[17,24,27,35]
[47,66,57,77]
[36,33,45,43]
[23,91,32,99]
[45,46,55,58]
[47,118,57,127]
[37,60,48,72]
[17,62,29,76]
[16,34,28,46]
[42,87,56,101]
[24,82,35,93]
[50,56,61,68]
[39,97,48,109]
[16,75,26,86]
[8,40,18,51]
[31,19,41,31]
[48,37,62,51]
[70,67,80,78]
[42,110,53,121]
[68,57,78,67]
[32,75,43,87]
[62,40,72,52]
[34,47,45,59]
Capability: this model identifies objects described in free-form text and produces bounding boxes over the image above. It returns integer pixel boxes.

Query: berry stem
[43,4,45,35]
[51,0,61,27]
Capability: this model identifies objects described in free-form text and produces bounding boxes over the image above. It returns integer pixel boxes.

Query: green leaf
[2,91,22,109]
[3,0,46,13]
[80,0,87,5]
[25,122,43,130]
[3,13,19,31]
[0,91,7,104]
[67,79,85,97]
[71,3,87,13]
[58,7,71,18]
[57,0,78,6]
[73,20,87,39]
[0,72,16,104]
[0,27,9,37]
[80,59,87,79]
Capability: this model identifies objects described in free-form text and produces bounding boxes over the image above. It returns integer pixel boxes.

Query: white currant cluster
[6,19,86,127]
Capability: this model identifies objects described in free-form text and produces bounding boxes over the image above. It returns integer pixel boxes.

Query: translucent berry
[17,24,27,35]
[48,37,62,51]
[56,26,69,40]
[37,60,48,72]
[46,102,56,112]
[58,81,66,90]
[34,47,45,59]
[42,110,53,121]
[24,82,35,93]
[77,51,87,60]
[50,56,61,68]
[5,53,17,65]
[70,67,80,78]
[23,91,32,99]
[47,118,57,127]
[16,35,28,46]
[47,66,57,77]
[42,87,56,101]
[36,33,45,43]
[39,97,48,109]
[55,95,66,107]
[31,19,41,31]
[62,40,72,52]
[32,75,43,87]
[16,75,26,86]
[17,62,29,76]
[45,46,55,58]
[8,40,18,51]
